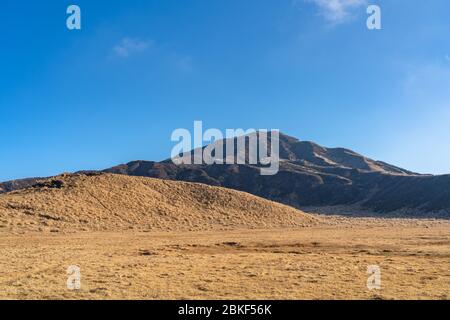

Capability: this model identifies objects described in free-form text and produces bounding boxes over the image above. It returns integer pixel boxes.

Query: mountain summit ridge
[102,132,448,216]
[1,132,449,217]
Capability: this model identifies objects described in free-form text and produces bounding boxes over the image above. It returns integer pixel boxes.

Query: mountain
[103,133,450,217]
[0,173,316,233]
[2,132,450,217]
[0,177,45,194]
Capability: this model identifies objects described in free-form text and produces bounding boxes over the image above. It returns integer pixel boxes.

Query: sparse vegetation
[0,173,448,300]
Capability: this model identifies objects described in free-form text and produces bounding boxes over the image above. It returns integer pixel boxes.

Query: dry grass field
[0,174,449,300]
[1,220,449,300]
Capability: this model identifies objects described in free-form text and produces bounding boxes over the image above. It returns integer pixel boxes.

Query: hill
[103,133,450,217]
[0,173,316,233]
[2,132,450,217]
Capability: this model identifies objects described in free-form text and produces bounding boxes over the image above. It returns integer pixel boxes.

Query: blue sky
[1,0,450,181]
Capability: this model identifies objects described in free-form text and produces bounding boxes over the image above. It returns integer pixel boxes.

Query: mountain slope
[103,133,449,216]
[0,173,316,233]
[2,132,449,217]
[0,177,44,194]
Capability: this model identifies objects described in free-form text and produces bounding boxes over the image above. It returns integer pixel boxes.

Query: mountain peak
[2,131,448,216]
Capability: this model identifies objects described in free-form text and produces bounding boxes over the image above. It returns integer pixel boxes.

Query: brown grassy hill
[0,173,316,233]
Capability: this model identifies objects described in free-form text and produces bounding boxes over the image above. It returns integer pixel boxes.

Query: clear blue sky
[1,0,450,181]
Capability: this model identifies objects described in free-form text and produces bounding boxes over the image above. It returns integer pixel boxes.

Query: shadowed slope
[103,133,450,216]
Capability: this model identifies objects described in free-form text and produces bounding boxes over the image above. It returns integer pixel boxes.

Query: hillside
[103,133,450,217]
[2,132,450,217]
[0,173,316,233]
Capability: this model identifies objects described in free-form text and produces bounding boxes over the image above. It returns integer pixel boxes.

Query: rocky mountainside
[2,132,449,217]
[103,133,449,216]
[0,177,44,194]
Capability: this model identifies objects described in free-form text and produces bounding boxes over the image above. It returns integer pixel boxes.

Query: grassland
[1,218,449,300]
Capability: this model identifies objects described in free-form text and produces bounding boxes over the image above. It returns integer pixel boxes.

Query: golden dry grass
[0,222,449,300]
[0,174,316,233]
[0,174,448,300]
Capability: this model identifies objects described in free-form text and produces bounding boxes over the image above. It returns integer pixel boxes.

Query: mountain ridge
[1,132,449,217]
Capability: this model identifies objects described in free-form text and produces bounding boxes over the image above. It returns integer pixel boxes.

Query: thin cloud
[173,55,194,73]
[110,38,194,73]
[403,63,450,104]
[113,38,152,58]
[304,0,367,24]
